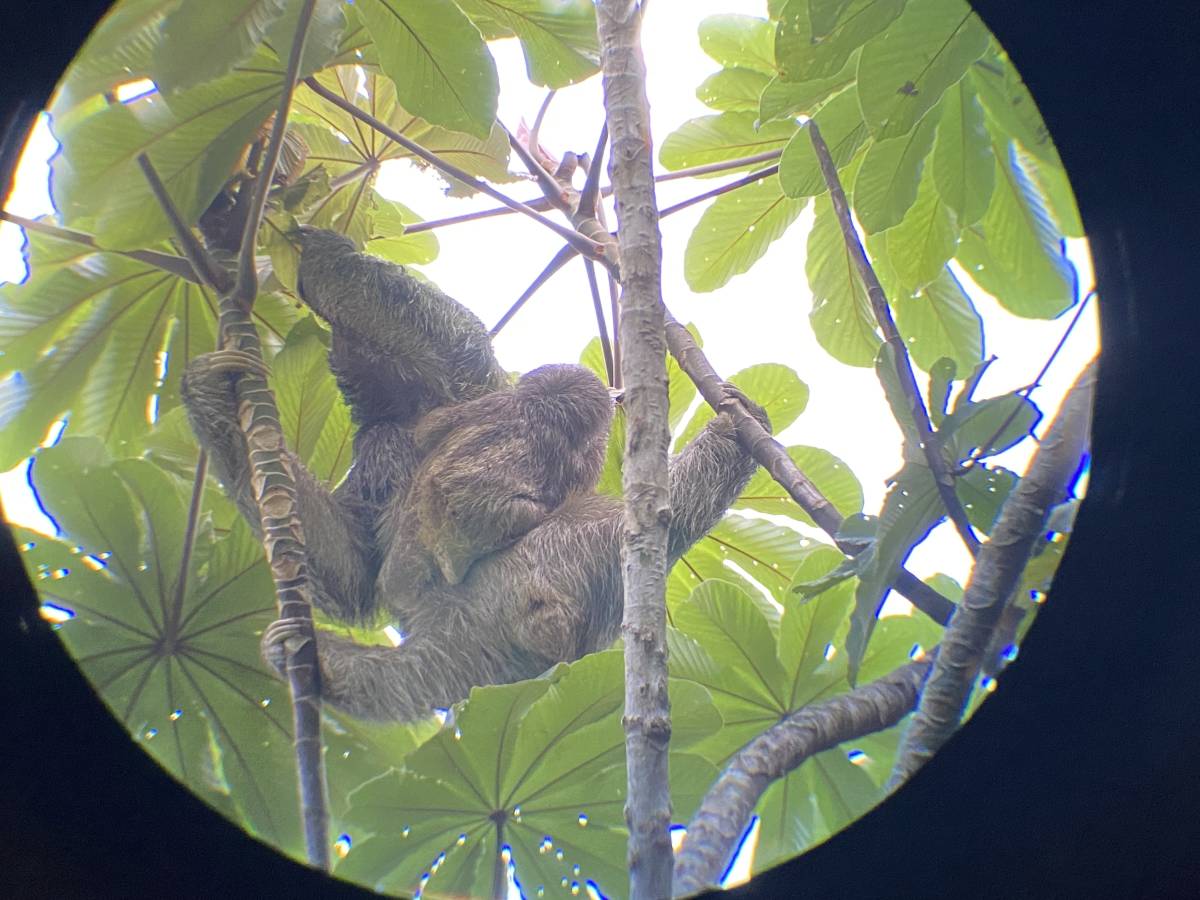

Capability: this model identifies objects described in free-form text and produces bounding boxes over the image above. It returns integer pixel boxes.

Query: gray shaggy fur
[181,229,767,722]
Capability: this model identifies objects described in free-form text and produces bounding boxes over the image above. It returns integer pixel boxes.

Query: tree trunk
[595,2,674,897]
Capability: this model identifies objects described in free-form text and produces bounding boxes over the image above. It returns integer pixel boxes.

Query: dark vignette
[1,1,1198,897]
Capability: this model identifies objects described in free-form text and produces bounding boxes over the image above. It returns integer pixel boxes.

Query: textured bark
[662,316,956,626]
[142,1,331,868]
[672,656,933,895]
[807,122,981,558]
[596,2,674,898]
[890,361,1097,786]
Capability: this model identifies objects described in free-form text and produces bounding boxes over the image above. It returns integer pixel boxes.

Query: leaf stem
[806,121,981,558]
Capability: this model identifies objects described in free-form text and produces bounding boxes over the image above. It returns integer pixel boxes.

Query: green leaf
[735,446,864,529]
[956,464,1017,535]
[455,0,599,88]
[852,102,940,233]
[778,548,855,707]
[0,252,214,468]
[336,650,716,898]
[852,608,942,684]
[874,342,921,451]
[806,192,881,367]
[776,0,904,83]
[264,0,349,80]
[47,0,169,128]
[697,67,771,113]
[21,439,310,853]
[778,86,869,197]
[969,50,1058,161]
[885,164,960,292]
[269,318,354,486]
[955,142,1078,318]
[52,48,284,249]
[941,391,1041,462]
[366,197,440,265]
[676,363,809,448]
[356,0,499,140]
[758,51,858,122]
[659,112,796,174]
[932,78,994,225]
[153,0,290,93]
[892,268,983,374]
[670,515,815,610]
[673,581,789,708]
[856,0,989,139]
[847,462,941,680]
[683,174,808,293]
[1014,144,1084,238]
[926,357,957,427]
[698,14,778,76]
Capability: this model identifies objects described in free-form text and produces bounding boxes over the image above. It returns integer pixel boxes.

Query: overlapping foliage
[1,0,1084,895]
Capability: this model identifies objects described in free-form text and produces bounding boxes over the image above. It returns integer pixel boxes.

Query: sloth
[181,228,769,721]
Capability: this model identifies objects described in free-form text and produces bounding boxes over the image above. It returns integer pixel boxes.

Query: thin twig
[584,257,616,385]
[502,121,573,215]
[403,149,785,235]
[806,121,981,558]
[134,160,232,293]
[963,291,1095,470]
[656,147,782,183]
[234,11,317,306]
[659,164,779,219]
[488,243,578,336]
[663,313,956,625]
[0,211,202,283]
[302,76,614,272]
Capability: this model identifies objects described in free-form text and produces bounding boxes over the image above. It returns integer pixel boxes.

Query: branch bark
[138,1,331,868]
[672,654,934,895]
[890,360,1096,787]
[662,315,956,626]
[595,2,674,897]
[806,121,981,559]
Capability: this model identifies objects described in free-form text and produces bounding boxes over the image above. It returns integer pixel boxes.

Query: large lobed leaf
[456,0,600,89]
[0,232,299,469]
[684,174,808,293]
[856,0,989,140]
[354,0,499,140]
[334,651,720,899]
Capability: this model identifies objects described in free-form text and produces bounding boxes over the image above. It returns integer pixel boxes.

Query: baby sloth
[382,363,614,593]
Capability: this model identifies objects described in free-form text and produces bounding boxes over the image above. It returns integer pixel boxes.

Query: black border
[2,1,1198,897]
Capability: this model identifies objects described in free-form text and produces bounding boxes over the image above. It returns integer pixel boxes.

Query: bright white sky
[0,1,1099,887]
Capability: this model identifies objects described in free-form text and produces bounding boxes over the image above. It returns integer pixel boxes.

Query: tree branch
[596,1,674,897]
[584,257,616,385]
[806,121,981,558]
[488,243,578,336]
[0,211,203,284]
[135,2,331,868]
[302,76,614,272]
[890,360,1096,787]
[662,314,956,625]
[135,157,232,293]
[402,149,784,235]
[659,164,779,219]
[673,654,934,895]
